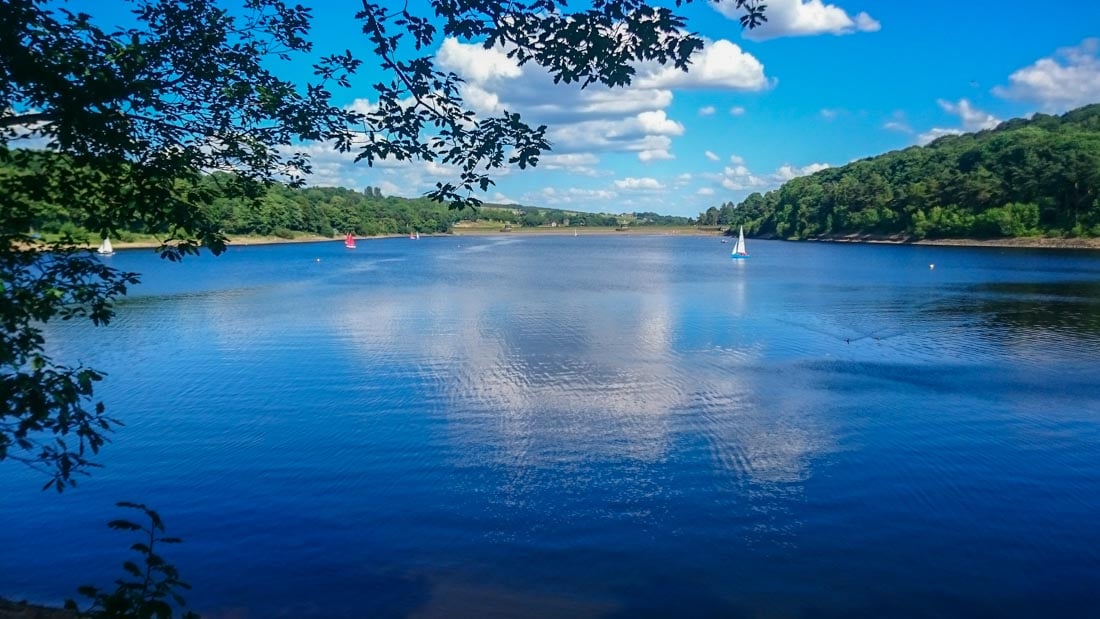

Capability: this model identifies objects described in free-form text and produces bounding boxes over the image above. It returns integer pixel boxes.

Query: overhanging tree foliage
[1,0,766,489]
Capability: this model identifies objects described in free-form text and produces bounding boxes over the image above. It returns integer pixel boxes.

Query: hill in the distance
[719,103,1100,240]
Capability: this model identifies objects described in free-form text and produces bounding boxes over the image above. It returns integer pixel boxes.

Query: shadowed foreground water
[2,235,1099,618]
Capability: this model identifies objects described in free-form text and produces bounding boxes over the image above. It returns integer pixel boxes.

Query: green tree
[717,201,736,225]
[521,209,546,227]
[728,103,1100,240]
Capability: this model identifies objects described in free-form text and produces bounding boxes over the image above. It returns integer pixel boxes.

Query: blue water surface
[2,235,1099,618]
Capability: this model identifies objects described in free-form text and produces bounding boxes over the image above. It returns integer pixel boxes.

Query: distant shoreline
[89,228,1100,251]
[798,233,1100,250]
[98,227,724,250]
[0,597,76,618]
[449,225,721,237]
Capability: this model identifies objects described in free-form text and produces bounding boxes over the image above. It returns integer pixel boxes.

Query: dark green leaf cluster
[715,104,1100,240]
[67,502,198,619]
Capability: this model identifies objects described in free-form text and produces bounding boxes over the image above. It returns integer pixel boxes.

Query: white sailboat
[97,237,114,256]
[730,226,749,259]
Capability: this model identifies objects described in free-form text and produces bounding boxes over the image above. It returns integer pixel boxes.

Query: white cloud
[916,127,963,146]
[614,177,665,190]
[290,141,370,189]
[0,108,53,150]
[435,38,522,83]
[915,98,999,146]
[820,108,842,120]
[937,98,1000,132]
[540,153,601,175]
[345,98,377,116]
[305,96,527,197]
[773,162,830,181]
[636,39,773,91]
[436,38,669,124]
[697,187,716,196]
[729,105,746,116]
[719,164,770,191]
[699,105,717,116]
[883,111,913,134]
[716,0,880,41]
[291,139,454,198]
[638,149,674,162]
[549,126,679,160]
[711,158,829,193]
[525,186,618,207]
[705,150,721,161]
[854,13,880,32]
[729,154,745,165]
[993,38,1100,111]
[435,37,697,161]
[636,110,684,135]
[377,180,402,196]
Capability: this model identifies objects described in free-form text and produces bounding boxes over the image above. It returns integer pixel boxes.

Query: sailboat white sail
[97,237,114,256]
[730,226,749,259]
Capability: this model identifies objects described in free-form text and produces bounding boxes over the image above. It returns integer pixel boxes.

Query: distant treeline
[2,149,692,240]
[703,103,1100,239]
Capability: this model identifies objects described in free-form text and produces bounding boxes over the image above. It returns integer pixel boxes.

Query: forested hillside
[1,149,688,241]
[721,103,1100,239]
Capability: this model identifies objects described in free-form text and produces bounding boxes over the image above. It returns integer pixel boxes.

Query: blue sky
[96,1,1100,217]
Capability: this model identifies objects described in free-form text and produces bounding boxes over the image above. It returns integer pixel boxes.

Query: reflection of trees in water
[930,281,1100,340]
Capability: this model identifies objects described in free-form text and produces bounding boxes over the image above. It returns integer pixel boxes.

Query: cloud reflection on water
[327,237,834,496]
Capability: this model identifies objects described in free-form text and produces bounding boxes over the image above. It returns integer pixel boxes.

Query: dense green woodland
[706,104,1100,239]
[1,150,690,241]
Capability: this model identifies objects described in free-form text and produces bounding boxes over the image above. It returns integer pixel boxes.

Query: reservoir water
[2,235,1099,618]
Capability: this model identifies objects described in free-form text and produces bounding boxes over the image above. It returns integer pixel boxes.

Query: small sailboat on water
[344,232,356,249]
[97,237,114,256]
[730,226,749,259]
